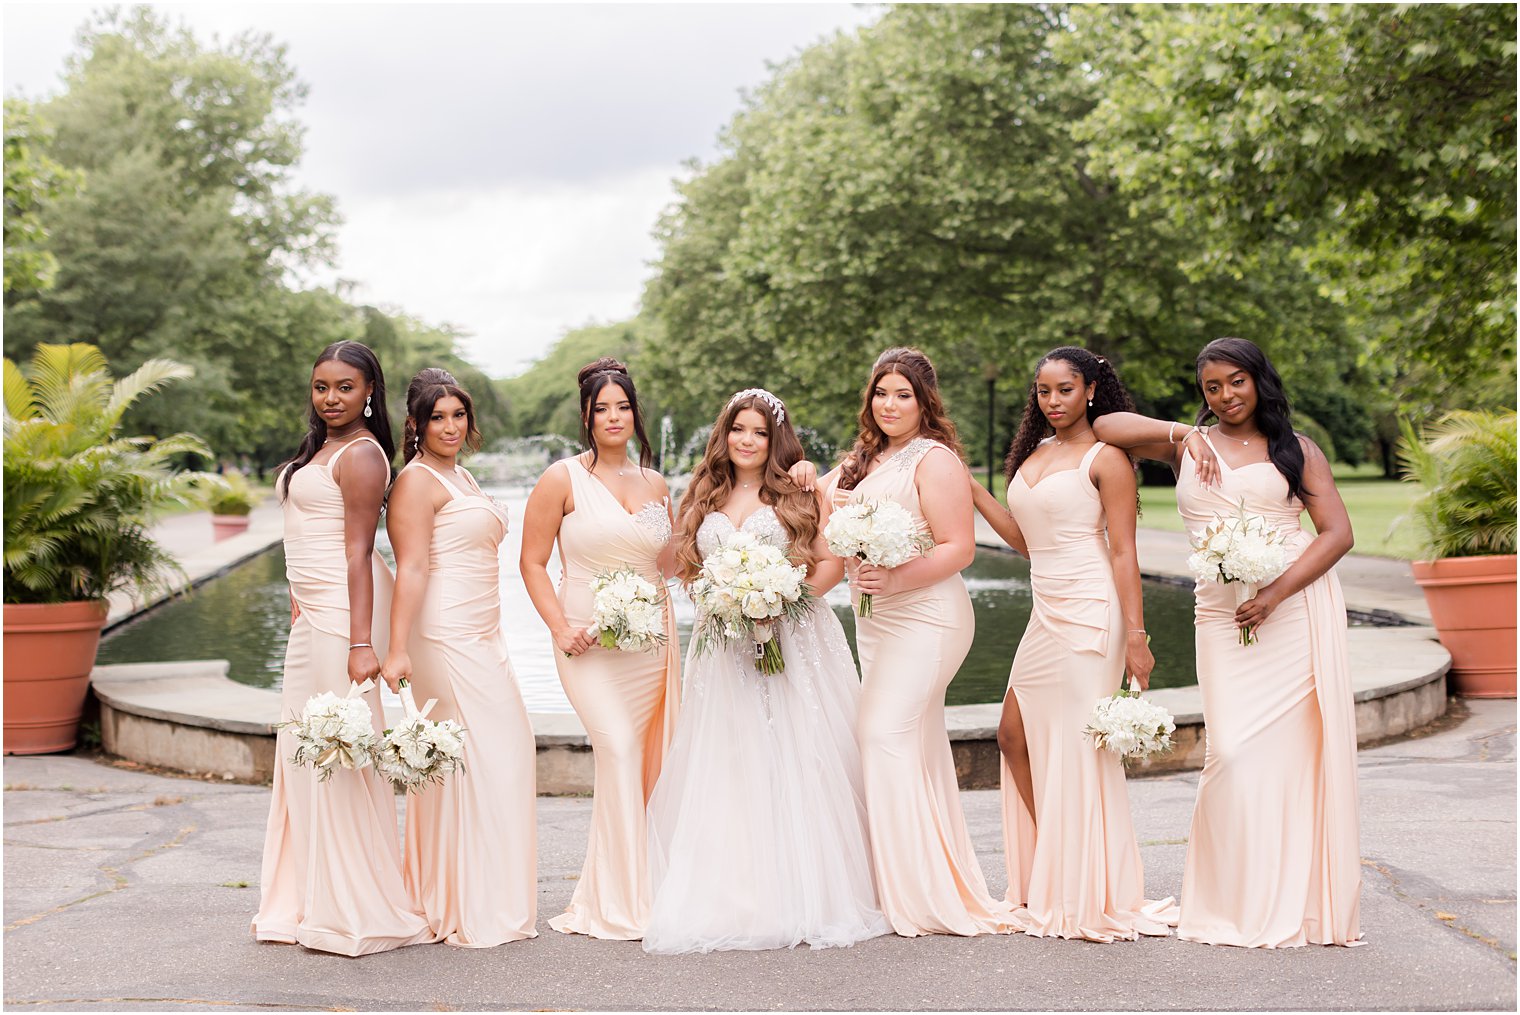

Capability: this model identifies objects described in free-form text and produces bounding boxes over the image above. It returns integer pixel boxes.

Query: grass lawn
[975,462,1423,560]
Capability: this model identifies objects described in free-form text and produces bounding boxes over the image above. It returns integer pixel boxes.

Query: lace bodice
[696,504,789,558]
[633,498,673,543]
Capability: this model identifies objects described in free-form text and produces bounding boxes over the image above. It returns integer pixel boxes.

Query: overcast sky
[3,2,882,376]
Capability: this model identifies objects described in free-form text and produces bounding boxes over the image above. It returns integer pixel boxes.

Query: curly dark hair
[1003,346,1137,484]
[838,347,964,491]
[1194,337,1307,502]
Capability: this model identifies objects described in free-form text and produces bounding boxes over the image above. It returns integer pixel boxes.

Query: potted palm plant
[207,472,259,541]
[3,343,217,753]
[1397,409,1517,698]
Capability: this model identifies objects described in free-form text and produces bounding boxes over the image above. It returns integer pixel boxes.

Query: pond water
[99,494,1203,710]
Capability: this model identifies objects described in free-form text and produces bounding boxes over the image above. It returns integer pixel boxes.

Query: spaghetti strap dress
[252,436,433,956]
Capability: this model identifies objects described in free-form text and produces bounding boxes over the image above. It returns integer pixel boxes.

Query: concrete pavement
[3,701,1513,1011]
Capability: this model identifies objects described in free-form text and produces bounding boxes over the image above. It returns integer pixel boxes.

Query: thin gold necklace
[1053,427,1094,446]
[1215,427,1263,447]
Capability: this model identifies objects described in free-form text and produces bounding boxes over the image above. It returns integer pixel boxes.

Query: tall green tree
[643,4,1356,463]
[3,101,79,301]
[1076,3,1516,412]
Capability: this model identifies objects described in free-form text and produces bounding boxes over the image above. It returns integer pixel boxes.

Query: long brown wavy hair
[837,347,964,491]
[673,390,820,582]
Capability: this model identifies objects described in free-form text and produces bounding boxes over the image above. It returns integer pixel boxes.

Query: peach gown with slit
[999,440,1175,941]
[831,438,1017,937]
[252,436,434,956]
[399,461,537,947]
[1175,434,1362,947]
[549,458,680,939]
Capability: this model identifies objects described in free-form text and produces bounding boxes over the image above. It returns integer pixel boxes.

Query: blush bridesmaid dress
[1175,434,1362,947]
[1000,440,1174,942]
[831,438,1016,937]
[548,457,680,939]
[399,461,537,947]
[252,436,433,956]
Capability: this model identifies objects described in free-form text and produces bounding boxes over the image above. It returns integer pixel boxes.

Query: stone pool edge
[89,516,1452,792]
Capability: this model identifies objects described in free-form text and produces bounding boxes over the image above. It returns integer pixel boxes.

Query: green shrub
[3,343,218,604]
[206,472,257,517]
[1395,410,1517,558]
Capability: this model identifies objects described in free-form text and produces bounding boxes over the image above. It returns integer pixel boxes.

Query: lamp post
[983,362,1000,492]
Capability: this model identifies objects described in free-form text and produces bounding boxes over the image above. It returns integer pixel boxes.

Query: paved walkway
[2,701,1513,1011]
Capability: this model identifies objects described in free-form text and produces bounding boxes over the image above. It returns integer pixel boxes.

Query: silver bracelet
[348,642,372,651]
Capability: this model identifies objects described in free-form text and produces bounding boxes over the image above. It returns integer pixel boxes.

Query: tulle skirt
[644,602,890,954]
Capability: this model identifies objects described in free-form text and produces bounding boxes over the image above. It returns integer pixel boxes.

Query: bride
[643,388,890,954]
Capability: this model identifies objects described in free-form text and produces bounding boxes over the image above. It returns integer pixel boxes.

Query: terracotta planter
[211,514,252,541]
[1411,555,1517,698]
[3,600,110,754]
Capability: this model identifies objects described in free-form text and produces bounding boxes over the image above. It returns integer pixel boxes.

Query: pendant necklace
[1215,428,1262,447]
[1053,427,1093,446]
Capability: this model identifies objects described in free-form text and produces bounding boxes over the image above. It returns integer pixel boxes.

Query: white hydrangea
[282,688,379,781]
[823,498,935,616]
[1188,500,1290,644]
[690,530,814,675]
[376,690,467,794]
[587,568,668,654]
[1084,691,1176,762]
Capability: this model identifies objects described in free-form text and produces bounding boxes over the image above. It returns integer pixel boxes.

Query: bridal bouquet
[1085,685,1176,763]
[279,680,380,782]
[375,680,466,793]
[1187,501,1289,645]
[689,531,815,675]
[585,568,668,654]
[823,498,934,617]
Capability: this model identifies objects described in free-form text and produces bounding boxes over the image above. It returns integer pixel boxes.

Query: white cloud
[3,2,883,377]
[326,165,681,374]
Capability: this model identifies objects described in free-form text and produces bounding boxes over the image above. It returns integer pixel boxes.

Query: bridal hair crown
[729,387,786,424]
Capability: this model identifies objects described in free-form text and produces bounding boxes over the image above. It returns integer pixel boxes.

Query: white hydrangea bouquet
[279,679,380,782]
[1085,683,1176,763]
[689,531,815,675]
[1187,500,1289,645]
[585,567,668,654]
[375,680,467,793]
[823,498,935,617]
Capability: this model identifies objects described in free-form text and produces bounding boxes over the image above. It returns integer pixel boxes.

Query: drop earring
[364,394,373,418]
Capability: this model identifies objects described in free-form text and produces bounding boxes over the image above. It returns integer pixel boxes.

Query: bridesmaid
[1093,336,1361,948]
[822,347,1016,937]
[381,369,537,947]
[520,357,680,939]
[252,340,432,956]
[970,347,1173,942]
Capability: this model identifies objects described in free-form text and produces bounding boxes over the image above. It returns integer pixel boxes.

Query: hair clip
[729,387,786,424]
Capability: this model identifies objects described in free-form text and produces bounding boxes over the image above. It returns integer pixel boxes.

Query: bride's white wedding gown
[643,506,890,954]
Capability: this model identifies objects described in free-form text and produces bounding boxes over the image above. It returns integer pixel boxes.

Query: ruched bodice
[558,460,671,588]
[999,439,1175,942]
[1177,435,1312,566]
[279,437,392,639]
[254,434,433,956]
[1009,441,1116,658]
[549,455,680,940]
[399,461,536,948]
[830,437,1014,937]
[1173,433,1361,948]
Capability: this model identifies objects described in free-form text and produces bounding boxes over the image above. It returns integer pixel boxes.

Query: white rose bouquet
[1187,501,1289,645]
[1084,685,1176,763]
[689,530,815,675]
[823,498,935,617]
[375,680,467,793]
[280,679,380,782]
[585,568,668,654]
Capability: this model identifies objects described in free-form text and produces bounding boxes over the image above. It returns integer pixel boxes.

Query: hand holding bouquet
[280,679,380,782]
[689,531,814,675]
[1187,501,1289,645]
[586,568,668,654]
[1085,683,1176,763]
[375,680,467,793]
[823,498,934,617]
